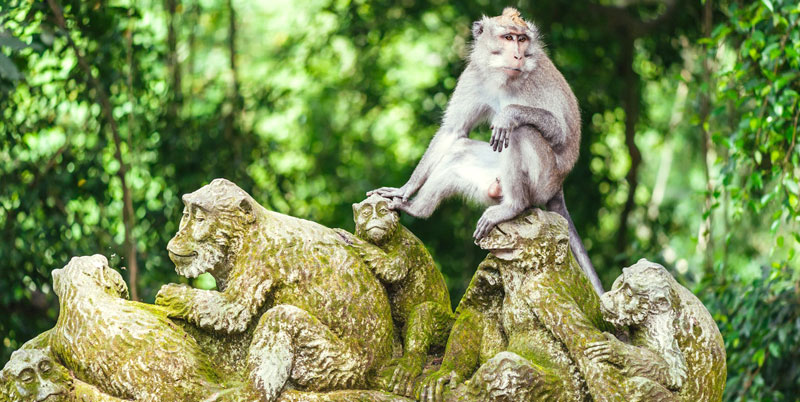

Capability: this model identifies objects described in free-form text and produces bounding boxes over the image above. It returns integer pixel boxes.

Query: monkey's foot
[473,205,521,240]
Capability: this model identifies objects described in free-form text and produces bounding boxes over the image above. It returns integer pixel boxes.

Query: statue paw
[154,283,191,317]
[585,332,624,364]
[379,357,423,398]
[417,369,460,402]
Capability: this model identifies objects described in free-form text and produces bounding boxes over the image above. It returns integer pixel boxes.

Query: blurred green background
[1,0,799,399]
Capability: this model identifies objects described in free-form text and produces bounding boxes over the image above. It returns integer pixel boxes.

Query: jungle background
[1,0,798,399]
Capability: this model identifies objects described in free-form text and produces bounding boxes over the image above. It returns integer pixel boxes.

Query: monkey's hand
[367,186,413,203]
[585,332,628,366]
[490,109,517,152]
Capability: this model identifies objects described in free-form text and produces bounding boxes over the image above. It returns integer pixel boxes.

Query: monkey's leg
[394,139,499,218]
[474,126,561,239]
[247,305,366,401]
[385,302,455,397]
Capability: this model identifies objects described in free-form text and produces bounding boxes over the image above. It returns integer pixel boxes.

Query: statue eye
[361,209,371,217]
[19,368,34,383]
[39,360,52,373]
[379,208,389,214]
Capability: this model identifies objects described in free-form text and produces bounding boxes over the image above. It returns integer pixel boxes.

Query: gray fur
[368,10,603,295]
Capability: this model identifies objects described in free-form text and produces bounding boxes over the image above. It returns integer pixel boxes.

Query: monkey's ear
[239,198,256,224]
[472,20,484,38]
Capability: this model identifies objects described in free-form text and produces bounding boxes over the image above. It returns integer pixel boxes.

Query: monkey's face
[599,271,651,327]
[52,255,129,300]
[471,8,540,81]
[353,195,399,246]
[1,348,72,402]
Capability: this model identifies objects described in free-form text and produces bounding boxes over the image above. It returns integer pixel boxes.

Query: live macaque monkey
[369,8,604,295]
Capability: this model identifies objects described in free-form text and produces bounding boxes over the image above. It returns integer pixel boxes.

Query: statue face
[600,271,650,326]
[166,204,228,279]
[1,348,71,402]
[166,179,256,281]
[600,261,674,327]
[353,195,399,245]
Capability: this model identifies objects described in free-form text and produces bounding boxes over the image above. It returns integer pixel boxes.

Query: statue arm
[156,271,271,334]
[617,344,685,390]
[342,231,410,283]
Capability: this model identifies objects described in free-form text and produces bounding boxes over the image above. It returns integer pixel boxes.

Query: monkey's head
[167,178,257,281]
[470,7,541,82]
[600,259,675,327]
[353,194,399,246]
[1,347,72,402]
[476,209,569,272]
[52,255,129,301]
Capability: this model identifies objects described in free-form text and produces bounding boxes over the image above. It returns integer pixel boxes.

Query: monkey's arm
[371,67,490,201]
[155,270,270,334]
[490,104,565,151]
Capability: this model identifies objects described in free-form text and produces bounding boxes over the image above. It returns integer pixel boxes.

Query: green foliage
[0,0,799,400]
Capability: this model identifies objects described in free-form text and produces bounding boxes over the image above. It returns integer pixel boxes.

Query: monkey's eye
[519,36,527,42]
[504,34,513,41]
[379,208,389,214]
[19,368,35,383]
[39,360,52,373]
[361,210,371,217]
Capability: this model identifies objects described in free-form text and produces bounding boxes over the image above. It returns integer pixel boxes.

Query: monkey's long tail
[546,189,605,295]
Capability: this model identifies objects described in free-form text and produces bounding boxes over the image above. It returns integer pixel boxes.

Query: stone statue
[587,259,727,402]
[153,179,395,400]
[0,178,725,402]
[336,194,454,397]
[48,254,258,401]
[418,210,608,401]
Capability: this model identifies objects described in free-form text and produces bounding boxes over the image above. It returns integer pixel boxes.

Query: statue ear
[352,203,358,219]
[472,20,484,38]
[239,198,256,224]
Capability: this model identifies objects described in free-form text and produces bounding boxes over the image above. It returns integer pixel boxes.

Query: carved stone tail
[546,189,604,295]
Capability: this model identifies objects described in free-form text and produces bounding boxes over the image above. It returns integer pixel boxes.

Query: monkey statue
[368,7,604,295]
[1,346,127,402]
[586,259,727,402]
[336,194,454,397]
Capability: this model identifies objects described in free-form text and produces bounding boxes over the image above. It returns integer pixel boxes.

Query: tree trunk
[47,0,139,300]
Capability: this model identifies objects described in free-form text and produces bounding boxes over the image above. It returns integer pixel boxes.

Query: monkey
[368,7,604,295]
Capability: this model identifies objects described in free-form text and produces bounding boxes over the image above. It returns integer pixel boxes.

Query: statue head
[51,254,129,300]
[167,178,257,280]
[1,347,71,402]
[476,209,570,271]
[600,259,675,326]
[352,194,399,246]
